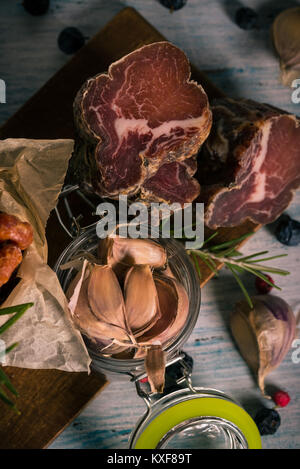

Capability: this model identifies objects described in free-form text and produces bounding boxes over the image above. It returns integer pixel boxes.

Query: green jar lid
[134,397,261,449]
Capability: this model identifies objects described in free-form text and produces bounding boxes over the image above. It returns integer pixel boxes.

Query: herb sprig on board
[0,303,33,413]
[186,232,289,308]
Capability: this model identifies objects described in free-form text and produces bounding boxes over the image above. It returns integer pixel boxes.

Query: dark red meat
[198,98,300,228]
[74,42,211,202]
[141,159,200,204]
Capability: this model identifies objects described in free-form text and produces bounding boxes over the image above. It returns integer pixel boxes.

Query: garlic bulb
[272,7,300,87]
[230,295,296,395]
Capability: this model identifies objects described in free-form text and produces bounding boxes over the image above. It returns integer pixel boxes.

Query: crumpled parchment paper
[0,139,91,372]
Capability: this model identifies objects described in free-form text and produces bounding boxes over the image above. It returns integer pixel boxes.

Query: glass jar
[54,224,201,377]
[129,355,262,449]
[54,225,261,449]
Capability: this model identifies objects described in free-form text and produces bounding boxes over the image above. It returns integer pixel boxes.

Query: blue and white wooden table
[0,0,299,449]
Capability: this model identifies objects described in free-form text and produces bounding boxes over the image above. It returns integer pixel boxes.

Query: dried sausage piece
[74,41,212,201]
[0,213,33,250]
[198,98,300,228]
[0,243,22,288]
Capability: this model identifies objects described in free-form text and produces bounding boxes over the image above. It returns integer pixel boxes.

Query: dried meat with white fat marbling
[198,98,300,228]
[74,42,211,202]
[141,158,200,204]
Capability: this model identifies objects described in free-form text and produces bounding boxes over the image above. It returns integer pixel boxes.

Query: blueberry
[275,214,300,246]
[159,0,188,12]
[254,407,281,435]
[235,7,259,30]
[23,0,50,16]
[57,27,85,55]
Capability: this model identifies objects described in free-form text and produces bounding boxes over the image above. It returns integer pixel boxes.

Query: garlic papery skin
[230,295,296,396]
[272,7,300,87]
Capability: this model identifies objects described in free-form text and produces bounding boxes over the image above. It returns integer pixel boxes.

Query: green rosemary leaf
[191,252,202,280]
[0,303,33,335]
[0,302,34,317]
[0,368,18,397]
[228,250,243,257]
[225,263,253,308]
[237,251,269,262]
[242,263,289,276]
[202,231,219,246]
[241,265,281,291]
[0,385,20,413]
[247,254,288,263]
[208,233,252,252]
[192,250,219,275]
[5,342,19,354]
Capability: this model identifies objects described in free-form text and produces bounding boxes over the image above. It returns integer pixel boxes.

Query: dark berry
[275,214,300,246]
[23,0,50,16]
[235,7,259,30]
[57,27,85,55]
[273,390,290,408]
[255,274,274,294]
[159,0,188,12]
[254,407,281,435]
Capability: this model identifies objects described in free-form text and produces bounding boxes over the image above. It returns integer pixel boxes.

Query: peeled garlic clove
[124,265,160,336]
[272,7,300,86]
[230,295,296,395]
[87,264,128,332]
[145,343,166,393]
[104,236,167,269]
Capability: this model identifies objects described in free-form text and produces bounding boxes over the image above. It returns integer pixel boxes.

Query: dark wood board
[0,7,259,448]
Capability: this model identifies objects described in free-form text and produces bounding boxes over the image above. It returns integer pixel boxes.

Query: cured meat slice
[198,98,300,228]
[74,41,212,201]
[141,159,200,204]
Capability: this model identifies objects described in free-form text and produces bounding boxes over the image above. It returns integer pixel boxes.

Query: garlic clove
[124,265,160,337]
[99,236,167,269]
[68,271,129,342]
[272,7,300,86]
[230,295,296,395]
[135,274,189,357]
[145,343,166,393]
[87,264,129,332]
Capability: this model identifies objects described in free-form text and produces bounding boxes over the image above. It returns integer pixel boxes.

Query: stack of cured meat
[74,42,300,228]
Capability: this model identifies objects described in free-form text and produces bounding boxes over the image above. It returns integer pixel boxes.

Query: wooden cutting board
[0,7,258,449]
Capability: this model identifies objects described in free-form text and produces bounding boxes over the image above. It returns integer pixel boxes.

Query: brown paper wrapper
[0,139,91,372]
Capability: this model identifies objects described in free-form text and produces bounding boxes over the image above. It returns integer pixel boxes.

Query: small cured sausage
[0,243,22,288]
[0,213,33,250]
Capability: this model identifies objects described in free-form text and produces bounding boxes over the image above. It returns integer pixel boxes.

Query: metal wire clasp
[132,352,195,408]
[55,185,99,239]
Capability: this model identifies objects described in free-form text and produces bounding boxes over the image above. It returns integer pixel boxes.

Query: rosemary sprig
[187,231,290,308]
[0,302,33,413]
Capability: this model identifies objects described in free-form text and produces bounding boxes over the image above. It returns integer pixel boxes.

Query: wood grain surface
[0,0,299,450]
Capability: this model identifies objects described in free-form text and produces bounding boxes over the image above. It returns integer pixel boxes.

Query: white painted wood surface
[0,0,299,450]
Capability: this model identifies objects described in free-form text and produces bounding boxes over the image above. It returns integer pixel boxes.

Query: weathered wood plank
[0,0,299,450]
